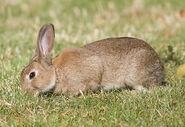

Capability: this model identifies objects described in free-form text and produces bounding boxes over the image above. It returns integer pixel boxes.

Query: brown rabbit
[20,24,165,96]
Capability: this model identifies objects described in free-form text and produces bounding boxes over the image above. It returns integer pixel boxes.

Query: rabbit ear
[35,24,55,63]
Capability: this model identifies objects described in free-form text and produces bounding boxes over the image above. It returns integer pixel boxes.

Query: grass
[0,0,185,126]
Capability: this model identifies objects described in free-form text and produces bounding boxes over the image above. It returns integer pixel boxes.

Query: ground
[0,0,185,126]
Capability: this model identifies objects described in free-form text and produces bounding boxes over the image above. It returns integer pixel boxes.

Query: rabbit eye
[29,72,35,79]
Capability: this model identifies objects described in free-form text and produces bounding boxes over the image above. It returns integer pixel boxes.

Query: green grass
[0,0,185,126]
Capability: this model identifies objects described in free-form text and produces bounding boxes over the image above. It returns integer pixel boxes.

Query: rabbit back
[83,37,165,90]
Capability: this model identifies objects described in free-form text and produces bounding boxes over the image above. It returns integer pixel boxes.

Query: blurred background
[1,0,185,77]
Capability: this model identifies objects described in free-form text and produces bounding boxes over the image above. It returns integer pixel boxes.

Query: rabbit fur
[20,24,165,96]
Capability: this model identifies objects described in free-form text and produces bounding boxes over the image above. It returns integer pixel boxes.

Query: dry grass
[0,0,185,126]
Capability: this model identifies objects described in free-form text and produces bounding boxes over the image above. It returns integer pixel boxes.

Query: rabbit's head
[20,24,56,95]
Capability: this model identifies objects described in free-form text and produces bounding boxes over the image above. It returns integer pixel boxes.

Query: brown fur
[51,48,102,95]
[20,24,165,96]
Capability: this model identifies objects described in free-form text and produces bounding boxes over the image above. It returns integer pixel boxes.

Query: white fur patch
[42,79,56,92]
[133,85,146,91]
[34,91,39,97]
[103,84,123,91]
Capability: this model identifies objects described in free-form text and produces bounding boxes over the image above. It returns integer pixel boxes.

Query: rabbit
[20,24,165,96]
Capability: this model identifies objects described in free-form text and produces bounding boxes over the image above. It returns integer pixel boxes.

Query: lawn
[0,0,185,126]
